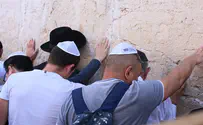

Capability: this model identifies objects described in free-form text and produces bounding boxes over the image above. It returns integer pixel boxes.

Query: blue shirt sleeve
[68,59,101,85]
[136,80,164,112]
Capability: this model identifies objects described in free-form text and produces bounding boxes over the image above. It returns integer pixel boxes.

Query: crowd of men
[0,26,203,125]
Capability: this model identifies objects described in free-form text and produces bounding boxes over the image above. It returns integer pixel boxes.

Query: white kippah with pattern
[109,42,138,55]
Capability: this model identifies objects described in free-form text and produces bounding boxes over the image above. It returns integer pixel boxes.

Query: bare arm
[170,83,186,105]
[0,99,8,125]
[161,112,203,125]
[161,47,203,101]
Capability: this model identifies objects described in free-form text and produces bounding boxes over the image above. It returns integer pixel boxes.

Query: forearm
[161,112,203,125]
[171,83,185,105]
[0,99,8,125]
[162,54,197,100]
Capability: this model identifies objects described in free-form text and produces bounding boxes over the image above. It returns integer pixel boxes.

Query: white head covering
[7,51,26,59]
[109,42,138,55]
[57,41,80,56]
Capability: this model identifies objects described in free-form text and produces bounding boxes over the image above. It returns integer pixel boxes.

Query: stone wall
[1,0,203,115]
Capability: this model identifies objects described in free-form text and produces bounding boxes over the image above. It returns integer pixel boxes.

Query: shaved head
[105,54,139,71]
[103,54,142,84]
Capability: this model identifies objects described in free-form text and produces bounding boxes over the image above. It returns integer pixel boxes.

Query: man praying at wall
[57,42,203,125]
[0,41,84,125]
[31,27,109,84]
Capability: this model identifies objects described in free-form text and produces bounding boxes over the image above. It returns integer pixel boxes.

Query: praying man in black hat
[28,27,109,84]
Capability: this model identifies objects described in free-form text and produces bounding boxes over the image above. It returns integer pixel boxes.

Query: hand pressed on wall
[26,39,39,62]
[95,39,109,63]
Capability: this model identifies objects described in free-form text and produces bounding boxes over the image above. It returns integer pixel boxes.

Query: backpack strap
[99,81,130,112]
[72,88,89,115]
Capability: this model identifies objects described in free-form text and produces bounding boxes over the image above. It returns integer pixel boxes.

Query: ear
[146,67,151,75]
[5,66,15,81]
[8,66,16,74]
[124,66,133,80]
[65,64,75,74]
[143,67,151,80]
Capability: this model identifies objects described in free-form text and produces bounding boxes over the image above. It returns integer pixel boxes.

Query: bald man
[57,42,203,125]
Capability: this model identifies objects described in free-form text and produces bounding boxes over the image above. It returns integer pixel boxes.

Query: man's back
[57,78,164,125]
[0,70,83,125]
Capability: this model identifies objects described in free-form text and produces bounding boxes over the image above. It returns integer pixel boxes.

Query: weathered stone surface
[1,0,203,115]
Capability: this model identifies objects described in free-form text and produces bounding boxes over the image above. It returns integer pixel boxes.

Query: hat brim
[40,41,53,53]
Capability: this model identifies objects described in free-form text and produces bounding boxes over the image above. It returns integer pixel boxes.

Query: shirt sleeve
[68,59,101,85]
[56,95,73,125]
[56,102,67,125]
[0,81,10,100]
[0,75,16,101]
[136,80,164,112]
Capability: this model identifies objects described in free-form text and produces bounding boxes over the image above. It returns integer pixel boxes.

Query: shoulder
[131,80,163,90]
[93,78,123,85]
[122,80,164,101]
[59,79,85,90]
[130,80,164,94]
[7,70,37,84]
[84,79,122,91]
[133,80,163,85]
[10,70,34,78]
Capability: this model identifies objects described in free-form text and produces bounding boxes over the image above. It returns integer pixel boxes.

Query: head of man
[103,42,142,84]
[137,50,151,80]
[0,41,3,58]
[4,52,33,81]
[46,41,80,79]
[40,27,87,53]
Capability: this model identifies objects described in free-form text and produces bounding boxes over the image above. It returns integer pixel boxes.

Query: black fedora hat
[71,30,87,49]
[41,27,87,52]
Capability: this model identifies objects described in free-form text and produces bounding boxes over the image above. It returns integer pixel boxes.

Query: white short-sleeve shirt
[0,70,84,125]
